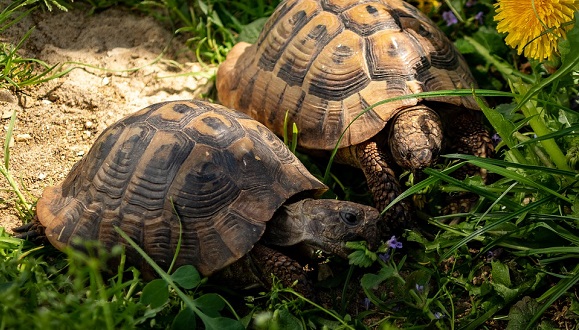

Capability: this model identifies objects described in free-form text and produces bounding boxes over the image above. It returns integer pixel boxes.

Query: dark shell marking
[217,0,479,150]
[36,100,325,276]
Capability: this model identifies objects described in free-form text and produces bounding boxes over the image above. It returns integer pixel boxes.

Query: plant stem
[464,36,535,84]
[514,82,571,172]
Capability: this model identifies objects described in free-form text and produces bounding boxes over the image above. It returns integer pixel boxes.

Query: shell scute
[258,0,321,72]
[341,3,402,36]
[275,12,342,87]
[306,29,370,101]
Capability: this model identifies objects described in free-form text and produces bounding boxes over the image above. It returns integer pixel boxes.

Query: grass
[1,0,579,329]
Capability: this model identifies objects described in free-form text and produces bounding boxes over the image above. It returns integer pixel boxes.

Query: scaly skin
[355,141,411,232]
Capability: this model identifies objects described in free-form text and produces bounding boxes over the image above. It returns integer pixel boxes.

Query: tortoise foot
[446,110,494,182]
[13,219,48,244]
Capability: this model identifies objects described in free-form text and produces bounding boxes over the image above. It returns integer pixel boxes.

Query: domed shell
[217,0,480,150]
[36,100,326,276]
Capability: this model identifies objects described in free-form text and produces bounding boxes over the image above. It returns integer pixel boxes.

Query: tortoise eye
[340,211,359,226]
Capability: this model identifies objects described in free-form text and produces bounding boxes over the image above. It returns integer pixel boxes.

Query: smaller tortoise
[217,0,494,226]
[18,100,380,293]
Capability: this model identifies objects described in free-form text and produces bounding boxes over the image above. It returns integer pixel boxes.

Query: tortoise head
[388,105,443,172]
[263,199,381,258]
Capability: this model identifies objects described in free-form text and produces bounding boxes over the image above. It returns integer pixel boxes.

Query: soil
[0,4,212,232]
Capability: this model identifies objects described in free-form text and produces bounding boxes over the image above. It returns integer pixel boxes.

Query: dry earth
[0,5,212,232]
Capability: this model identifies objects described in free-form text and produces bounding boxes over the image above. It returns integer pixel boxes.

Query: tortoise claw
[13,221,48,244]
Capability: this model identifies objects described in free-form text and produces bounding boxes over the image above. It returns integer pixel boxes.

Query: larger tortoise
[217,0,494,224]
[21,100,380,293]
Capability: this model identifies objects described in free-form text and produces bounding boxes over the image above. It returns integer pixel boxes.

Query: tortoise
[216,0,494,225]
[18,100,380,294]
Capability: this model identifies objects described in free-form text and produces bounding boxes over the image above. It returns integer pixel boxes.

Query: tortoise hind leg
[445,110,494,181]
[443,110,494,217]
[13,219,48,244]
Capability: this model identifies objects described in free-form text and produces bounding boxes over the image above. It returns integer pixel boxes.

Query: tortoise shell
[217,0,479,150]
[36,100,326,276]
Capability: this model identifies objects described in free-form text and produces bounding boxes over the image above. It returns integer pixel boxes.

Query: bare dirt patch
[0,5,212,231]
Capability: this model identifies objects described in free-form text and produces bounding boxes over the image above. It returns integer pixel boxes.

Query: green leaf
[172,307,197,330]
[195,293,226,317]
[348,250,373,267]
[199,316,245,330]
[361,267,394,290]
[140,279,169,309]
[270,308,304,330]
[172,265,201,290]
[559,14,579,70]
[491,261,511,287]
[196,0,208,15]
[455,38,476,54]
[473,26,509,55]
[238,17,268,43]
[506,296,540,330]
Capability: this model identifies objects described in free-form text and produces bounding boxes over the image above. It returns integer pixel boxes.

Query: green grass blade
[4,110,16,170]
[526,263,579,329]
[444,154,579,178]
[440,195,554,259]
[422,167,522,210]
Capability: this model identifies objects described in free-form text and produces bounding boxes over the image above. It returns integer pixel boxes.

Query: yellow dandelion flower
[494,0,579,60]
[413,0,441,14]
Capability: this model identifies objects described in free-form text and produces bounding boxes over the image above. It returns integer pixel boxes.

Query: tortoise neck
[261,199,311,247]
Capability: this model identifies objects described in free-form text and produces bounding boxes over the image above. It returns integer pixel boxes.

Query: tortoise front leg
[355,141,411,233]
[249,244,313,296]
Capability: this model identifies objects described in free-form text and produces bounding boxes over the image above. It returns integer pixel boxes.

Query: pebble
[15,133,32,142]
[0,89,16,104]
[2,110,15,119]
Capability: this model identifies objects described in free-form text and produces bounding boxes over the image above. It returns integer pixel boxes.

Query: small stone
[0,89,16,104]
[15,133,32,141]
[84,121,94,129]
[77,150,85,156]
[47,93,58,102]
[20,95,31,108]
[2,110,15,119]
[102,77,110,85]
[42,99,52,105]
[38,172,47,180]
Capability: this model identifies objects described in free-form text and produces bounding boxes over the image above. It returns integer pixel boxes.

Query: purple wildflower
[475,11,484,24]
[379,252,390,262]
[363,297,372,310]
[442,11,458,26]
[415,284,424,293]
[486,248,503,261]
[466,0,477,7]
[434,311,443,319]
[386,236,403,249]
[491,133,502,146]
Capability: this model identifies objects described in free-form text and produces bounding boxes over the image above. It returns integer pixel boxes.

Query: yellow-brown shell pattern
[217,0,479,150]
[36,100,326,277]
